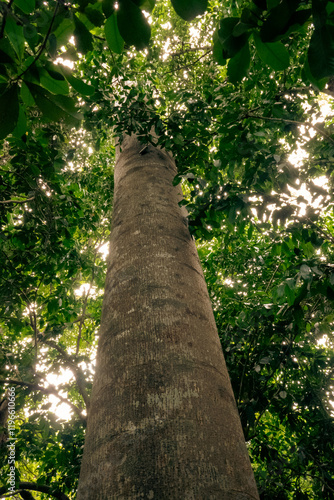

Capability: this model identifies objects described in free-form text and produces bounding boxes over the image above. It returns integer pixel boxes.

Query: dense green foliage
[0,0,334,498]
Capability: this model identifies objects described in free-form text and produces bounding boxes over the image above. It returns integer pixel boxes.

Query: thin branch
[247,113,334,144]
[170,45,213,57]
[264,262,281,293]
[0,483,70,500]
[76,285,92,357]
[0,196,35,205]
[164,48,212,76]
[0,379,86,423]
[14,1,60,81]
[42,340,90,409]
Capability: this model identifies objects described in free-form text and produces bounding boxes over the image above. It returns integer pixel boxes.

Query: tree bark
[76,135,259,500]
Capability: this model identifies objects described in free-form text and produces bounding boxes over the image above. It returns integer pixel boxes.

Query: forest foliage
[0,0,334,499]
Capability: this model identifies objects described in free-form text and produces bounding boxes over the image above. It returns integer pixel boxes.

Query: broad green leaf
[102,0,115,18]
[73,15,93,54]
[117,0,151,50]
[39,68,69,95]
[170,0,207,21]
[61,67,95,96]
[228,42,250,83]
[212,30,226,65]
[302,58,328,90]
[284,284,295,306]
[13,0,35,14]
[0,85,19,139]
[20,81,35,106]
[26,82,83,125]
[105,13,124,54]
[12,105,27,138]
[218,18,248,58]
[84,4,104,27]
[260,0,299,42]
[308,26,334,79]
[253,32,289,71]
[5,16,25,60]
[23,24,39,51]
[53,18,75,47]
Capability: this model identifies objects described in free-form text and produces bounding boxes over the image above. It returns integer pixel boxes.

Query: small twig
[248,113,334,144]
[42,339,90,409]
[0,482,70,500]
[265,262,281,293]
[170,45,212,57]
[164,49,212,76]
[0,196,35,204]
[14,1,60,81]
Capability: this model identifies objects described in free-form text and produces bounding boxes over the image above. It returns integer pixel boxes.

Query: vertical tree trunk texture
[76,135,259,500]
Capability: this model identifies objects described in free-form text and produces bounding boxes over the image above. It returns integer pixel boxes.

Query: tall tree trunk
[76,135,259,499]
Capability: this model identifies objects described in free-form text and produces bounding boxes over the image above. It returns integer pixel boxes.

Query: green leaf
[308,26,334,79]
[105,13,124,54]
[73,15,93,54]
[20,81,35,106]
[212,31,226,65]
[284,284,295,306]
[26,82,83,125]
[218,18,248,58]
[302,58,328,90]
[84,4,105,27]
[253,31,289,71]
[13,0,35,14]
[228,42,250,83]
[53,18,75,47]
[39,68,69,95]
[102,0,115,18]
[260,0,299,42]
[117,0,151,50]
[61,67,95,96]
[5,16,25,60]
[12,105,27,138]
[170,0,207,21]
[0,85,19,139]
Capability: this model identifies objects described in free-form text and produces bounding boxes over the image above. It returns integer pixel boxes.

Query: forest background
[0,0,334,498]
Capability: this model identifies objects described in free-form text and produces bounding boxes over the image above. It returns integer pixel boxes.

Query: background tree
[0,0,334,498]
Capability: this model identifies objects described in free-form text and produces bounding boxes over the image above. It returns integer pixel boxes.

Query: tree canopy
[0,0,334,498]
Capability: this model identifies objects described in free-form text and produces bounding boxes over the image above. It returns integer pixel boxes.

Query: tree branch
[0,379,86,423]
[0,482,70,500]
[247,113,334,144]
[14,1,60,81]
[0,196,35,205]
[42,340,90,409]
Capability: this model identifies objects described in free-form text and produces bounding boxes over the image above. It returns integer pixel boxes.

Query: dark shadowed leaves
[0,84,19,139]
[308,26,334,79]
[117,0,151,50]
[170,0,208,21]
